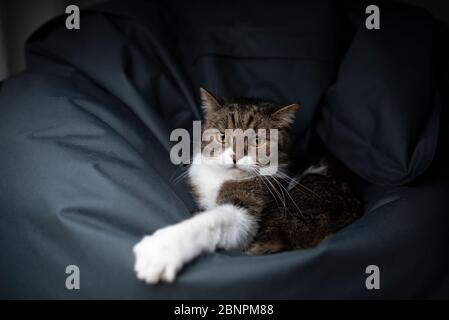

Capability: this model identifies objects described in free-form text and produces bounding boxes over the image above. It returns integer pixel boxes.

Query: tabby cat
[133,88,362,284]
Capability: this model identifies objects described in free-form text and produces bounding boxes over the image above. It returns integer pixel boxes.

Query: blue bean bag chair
[0,0,448,298]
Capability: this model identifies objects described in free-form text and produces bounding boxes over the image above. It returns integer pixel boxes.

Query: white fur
[189,151,237,209]
[133,204,256,283]
[133,150,257,284]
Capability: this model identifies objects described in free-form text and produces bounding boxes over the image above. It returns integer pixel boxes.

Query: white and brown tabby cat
[133,88,362,284]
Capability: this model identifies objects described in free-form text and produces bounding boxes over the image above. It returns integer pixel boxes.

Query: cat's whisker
[271,175,304,216]
[170,164,192,185]
[268,176,290,215]
[267,176,290,215]
[275,171,323,200]
[171,170,189,184]
[269,170,309,197]
[252,169,284,210]
[256,167,293,214]
[261,174,289,214]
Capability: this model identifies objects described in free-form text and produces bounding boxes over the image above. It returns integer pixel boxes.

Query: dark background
[0,0,449,82]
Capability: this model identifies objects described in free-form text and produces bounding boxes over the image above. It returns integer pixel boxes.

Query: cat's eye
[214,132,226,144]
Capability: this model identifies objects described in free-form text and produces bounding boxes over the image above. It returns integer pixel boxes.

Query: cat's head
[198,88,300,177]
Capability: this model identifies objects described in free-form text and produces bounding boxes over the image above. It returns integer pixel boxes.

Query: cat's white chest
[188,154,235,210]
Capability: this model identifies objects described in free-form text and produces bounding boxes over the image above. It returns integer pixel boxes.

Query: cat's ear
[271,103,301,126]
[200,88,223,114]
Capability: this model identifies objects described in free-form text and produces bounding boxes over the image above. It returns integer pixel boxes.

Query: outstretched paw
[133,227,187,284]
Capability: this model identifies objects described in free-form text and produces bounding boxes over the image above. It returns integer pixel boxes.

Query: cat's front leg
[133,223,193,284]
[133,204,257,284]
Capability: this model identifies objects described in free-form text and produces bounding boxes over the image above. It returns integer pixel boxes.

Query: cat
[133,88,362,284]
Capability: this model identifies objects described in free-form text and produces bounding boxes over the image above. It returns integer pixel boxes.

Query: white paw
[133,226,187,284]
